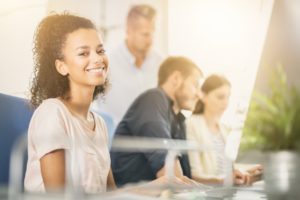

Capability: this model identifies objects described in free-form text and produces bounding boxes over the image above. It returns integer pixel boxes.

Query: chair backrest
[0,93,33,184]
[92,110,116,148]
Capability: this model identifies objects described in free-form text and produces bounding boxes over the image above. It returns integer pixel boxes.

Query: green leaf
[242,65,300,151]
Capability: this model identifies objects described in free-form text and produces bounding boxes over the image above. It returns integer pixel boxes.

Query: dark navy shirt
[171,112,191,179]
[111,88,191,186]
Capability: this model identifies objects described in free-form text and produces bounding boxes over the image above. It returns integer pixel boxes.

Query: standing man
[95,4,163,125]
[111,56,203,186]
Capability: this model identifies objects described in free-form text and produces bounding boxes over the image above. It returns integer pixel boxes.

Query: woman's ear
[55,59,68,76]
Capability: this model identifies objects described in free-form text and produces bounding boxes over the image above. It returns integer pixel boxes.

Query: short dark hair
[127,4,156,25]
[193,74,231,114]
[158,56,202,86]
[30,12,108,107]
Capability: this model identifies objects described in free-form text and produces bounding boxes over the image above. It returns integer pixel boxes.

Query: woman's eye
[79,52,89,56]
[97,49,106,54]
[217,95,226,100]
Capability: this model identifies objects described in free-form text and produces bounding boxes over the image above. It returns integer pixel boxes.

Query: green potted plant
[240,65,300,199]
[241,65,300,151]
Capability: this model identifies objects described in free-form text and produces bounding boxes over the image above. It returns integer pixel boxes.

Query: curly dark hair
[30,12,108,107]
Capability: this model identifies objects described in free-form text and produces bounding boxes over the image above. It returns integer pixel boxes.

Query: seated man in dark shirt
[111,56,203,186]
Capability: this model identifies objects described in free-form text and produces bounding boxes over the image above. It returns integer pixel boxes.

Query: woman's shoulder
[92,112,110,143]
[37,98,63,108]
[32,98,69,119]
[92,112,106,128]
[186,114,208,137]
[219,123,230,138]
[186,114,205,125]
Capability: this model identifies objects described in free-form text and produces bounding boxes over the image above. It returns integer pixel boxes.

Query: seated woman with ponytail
[185,74,262,186]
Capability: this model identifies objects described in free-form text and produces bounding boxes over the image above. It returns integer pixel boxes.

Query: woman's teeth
[87,67,105,72]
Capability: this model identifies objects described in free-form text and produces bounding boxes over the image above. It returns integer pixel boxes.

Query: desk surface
[171,181,266,200]
[0,182,267,200]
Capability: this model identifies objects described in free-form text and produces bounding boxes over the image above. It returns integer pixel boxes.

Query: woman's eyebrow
[76,44,103,50]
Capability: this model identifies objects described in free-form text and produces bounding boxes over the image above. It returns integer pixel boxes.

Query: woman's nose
[92,52,104,64]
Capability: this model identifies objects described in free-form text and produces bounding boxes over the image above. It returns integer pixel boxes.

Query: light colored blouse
[25,98,110,193]
[186,114,228,179]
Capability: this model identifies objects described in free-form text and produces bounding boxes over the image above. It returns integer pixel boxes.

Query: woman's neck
[203,111,221,134]
[62,86,94,120]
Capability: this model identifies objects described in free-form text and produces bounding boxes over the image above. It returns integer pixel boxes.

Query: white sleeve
[186,118,206,178]
[30,102,70,159]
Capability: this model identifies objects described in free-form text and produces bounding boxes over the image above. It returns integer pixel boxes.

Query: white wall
[257,0,300,92]
[47,0,103,27]
[0,0,168,97]
[168,0,274,127]
[0,0,47,97]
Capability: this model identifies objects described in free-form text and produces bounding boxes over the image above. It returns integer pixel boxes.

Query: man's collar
[158,87,185,122]
[122,41,135,65]
[123,41,152,66]
[177,112,186,122]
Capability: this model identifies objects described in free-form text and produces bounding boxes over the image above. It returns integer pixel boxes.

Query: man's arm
[130,90,188,180]
[156,159,183,178]
[156,160,202,186]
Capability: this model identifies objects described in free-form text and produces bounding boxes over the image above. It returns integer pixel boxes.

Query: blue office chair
[0,93,33,185]
[92,110,116,148]
[0,93,115,185]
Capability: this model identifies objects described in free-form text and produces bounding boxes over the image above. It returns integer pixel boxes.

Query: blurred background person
[186,74,262,186]
[111,56,203,187]
[94,4,163,125]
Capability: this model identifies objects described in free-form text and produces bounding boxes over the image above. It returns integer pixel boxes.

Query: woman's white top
[25,98,110,193]
[186,114,228,179]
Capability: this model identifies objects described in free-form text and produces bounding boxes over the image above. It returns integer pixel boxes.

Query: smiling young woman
[24,13,115,193]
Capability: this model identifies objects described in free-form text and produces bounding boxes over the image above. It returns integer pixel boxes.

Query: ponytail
[193,99,205,114]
